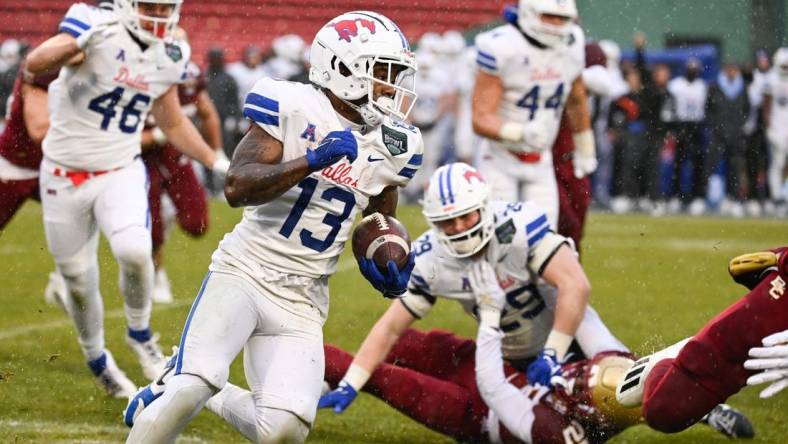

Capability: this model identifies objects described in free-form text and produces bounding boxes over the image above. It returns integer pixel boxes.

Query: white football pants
[39,158,153,361]
[127,271,325,443]
[476,140,559,229]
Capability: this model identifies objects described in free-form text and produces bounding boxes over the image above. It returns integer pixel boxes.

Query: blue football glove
[305,129,358,171]
[358,251,415,299]
[317,380,358,413]
[526,349,563,388]
[502,5,518,25]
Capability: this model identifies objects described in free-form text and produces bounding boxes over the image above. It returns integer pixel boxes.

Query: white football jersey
[210,77,423,284]
[765,70,788,135]
[474,24,584,153]
[667,76,707,122]
[44,3,189,171]
[400,200,569,360]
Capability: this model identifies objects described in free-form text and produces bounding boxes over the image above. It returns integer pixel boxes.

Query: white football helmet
[114,0,182,44]
[273,34,307,64]
[422,163,494,258]
[518,0,577,47]
[774,47,788,79]
[309,11,418,127]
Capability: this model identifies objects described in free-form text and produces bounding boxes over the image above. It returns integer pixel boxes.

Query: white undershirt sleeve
[475,325,538,443]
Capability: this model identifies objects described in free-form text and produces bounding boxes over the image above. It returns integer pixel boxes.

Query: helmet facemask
[428,205,495,258]
[308,11,417,127]
[115,0,182,45]
[337,56,417,127]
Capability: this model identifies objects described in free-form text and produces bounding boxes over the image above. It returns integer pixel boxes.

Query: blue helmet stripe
[438,168,447,205]
[446,163,455,203]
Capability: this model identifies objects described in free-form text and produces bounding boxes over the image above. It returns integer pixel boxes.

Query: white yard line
[0,300,193,341]
[0,419,206,442]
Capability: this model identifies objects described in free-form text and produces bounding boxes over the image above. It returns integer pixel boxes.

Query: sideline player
[472,0,596,229]
[25,0,228,397]
[763,48,788,212]
[320,162,627,412]
[124,11,422,443]
[142,56,222,304]
[617,248,787,434]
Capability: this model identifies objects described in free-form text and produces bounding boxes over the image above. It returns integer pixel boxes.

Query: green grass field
[0,201,785,443]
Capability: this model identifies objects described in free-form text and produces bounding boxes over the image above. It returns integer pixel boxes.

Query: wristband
[498,122,524,143]
[571,129,595,156]
[152,127,167,146]
[478,306,502,328]
[545,329,574,361]
[343,363,371,391]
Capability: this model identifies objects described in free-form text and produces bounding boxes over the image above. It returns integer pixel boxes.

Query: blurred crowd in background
[1,26,786,218]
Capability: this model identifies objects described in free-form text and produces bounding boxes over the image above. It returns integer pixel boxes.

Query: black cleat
[702,404,755,439]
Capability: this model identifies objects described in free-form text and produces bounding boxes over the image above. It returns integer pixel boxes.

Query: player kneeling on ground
[616,248,787,436]
[124,10,422,444]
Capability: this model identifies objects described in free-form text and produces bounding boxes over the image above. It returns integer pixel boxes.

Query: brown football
[352,213,411,272]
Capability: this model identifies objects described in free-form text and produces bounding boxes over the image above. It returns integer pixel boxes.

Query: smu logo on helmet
[463,169,485,184]
[331,18,376,42]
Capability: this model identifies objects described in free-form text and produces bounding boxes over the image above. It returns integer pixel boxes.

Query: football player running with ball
[25,0,227,398]
[125,11,423,444]
[472,0,595,229]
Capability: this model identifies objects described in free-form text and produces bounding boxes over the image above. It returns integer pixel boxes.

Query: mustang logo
[331,18,376,43]
[463,169,485,184]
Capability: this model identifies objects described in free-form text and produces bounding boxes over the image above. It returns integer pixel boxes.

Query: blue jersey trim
[243,107,279,127]
[63,17,90,31]
[59,26,82,38]
[245,92,279,112]
[398,167,417,179]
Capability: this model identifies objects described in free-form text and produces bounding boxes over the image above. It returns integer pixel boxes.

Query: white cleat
[88,350,137,399]
[152,268,174,304]
[44,271,68,313]
[126,332,167,380]
[610,197,632,214]
[688,198,706,216]
[616,337,692,407]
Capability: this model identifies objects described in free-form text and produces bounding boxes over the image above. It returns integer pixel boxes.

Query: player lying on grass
[616,247,788,433]
[320,162,752,441]
[324,330,641,443]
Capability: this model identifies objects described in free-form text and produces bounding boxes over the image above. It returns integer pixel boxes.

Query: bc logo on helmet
[331,18,376,42]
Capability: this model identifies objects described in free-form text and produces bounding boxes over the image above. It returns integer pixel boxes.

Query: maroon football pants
[0,176,39,230]
[325,329,613,444]
[643,251,788,432]
[144,145,208,250]
[552,115,591,253]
